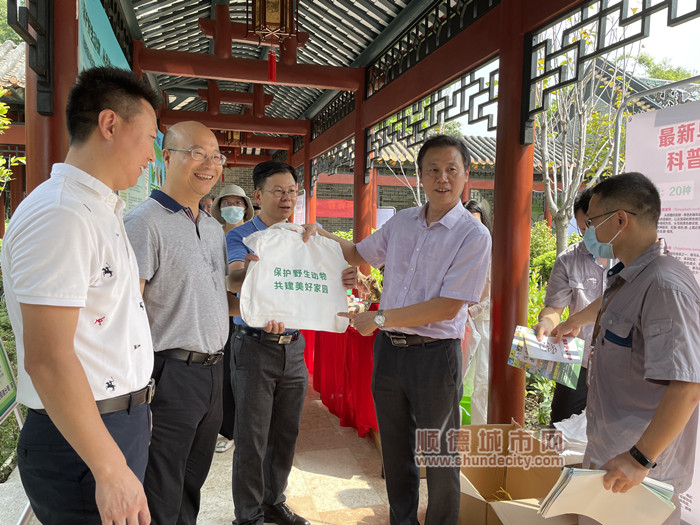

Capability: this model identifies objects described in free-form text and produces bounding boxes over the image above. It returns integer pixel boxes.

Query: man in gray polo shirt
[553,173,700,525]
[125,120,235,524]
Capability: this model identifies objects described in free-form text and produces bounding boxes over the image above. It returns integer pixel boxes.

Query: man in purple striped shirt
[310,134,491,525]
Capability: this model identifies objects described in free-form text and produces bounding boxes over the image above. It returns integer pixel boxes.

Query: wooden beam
[134,40,363,91]
[160,108,309,135]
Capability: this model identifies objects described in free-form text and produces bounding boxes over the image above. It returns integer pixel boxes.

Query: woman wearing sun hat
[211,184,254,452]
[211,183,254,235]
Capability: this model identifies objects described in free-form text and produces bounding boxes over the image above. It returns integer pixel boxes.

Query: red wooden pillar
[25,2,77,194]
[489,0,531,425]
[353,83,371,242]
[369,166,378,229]
[303,130,316,224]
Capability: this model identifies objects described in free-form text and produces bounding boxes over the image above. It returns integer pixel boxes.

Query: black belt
[158,348,223,365]
[33,378,156,416]
[234,325,300,345]
[384,331,440,347]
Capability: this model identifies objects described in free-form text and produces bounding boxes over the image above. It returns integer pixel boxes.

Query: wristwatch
[629,445,657,469]
[374,310,386,328]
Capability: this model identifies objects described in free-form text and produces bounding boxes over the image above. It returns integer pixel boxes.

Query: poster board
[78,0,164,212]
[626,100,700,524]
[0,339,17,425]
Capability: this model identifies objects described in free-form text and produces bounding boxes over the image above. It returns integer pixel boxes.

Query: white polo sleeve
[9,206,93,307]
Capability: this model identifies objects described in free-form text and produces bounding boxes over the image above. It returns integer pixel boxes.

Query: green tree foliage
[0,3,23,45]
[0,88,24,190]
[636,53,696,81]
[529,220,556,263]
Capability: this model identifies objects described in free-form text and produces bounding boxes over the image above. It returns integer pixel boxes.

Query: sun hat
[211,184,254,224]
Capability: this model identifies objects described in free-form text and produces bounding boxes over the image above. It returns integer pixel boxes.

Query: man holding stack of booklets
[553,172,700,525]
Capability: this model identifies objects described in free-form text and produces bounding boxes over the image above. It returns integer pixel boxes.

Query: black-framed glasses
[168,148,227,166]
[584,209,636,228]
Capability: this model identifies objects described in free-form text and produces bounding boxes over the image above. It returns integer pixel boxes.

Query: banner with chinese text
[627,101,700,284]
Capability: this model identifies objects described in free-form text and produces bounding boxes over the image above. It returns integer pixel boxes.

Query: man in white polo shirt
[1,67,159,524]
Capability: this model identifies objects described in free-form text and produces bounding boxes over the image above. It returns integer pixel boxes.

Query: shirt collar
[417,201,465,229]
[149,189,187,213]
[614,239,667,283]
[250,215,268,231]
[51,163,122,212]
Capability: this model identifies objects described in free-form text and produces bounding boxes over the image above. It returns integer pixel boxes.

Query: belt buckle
[278,334,293,345]
[146,378,156,404]
[202,353,220,366]
[389,334,408,346]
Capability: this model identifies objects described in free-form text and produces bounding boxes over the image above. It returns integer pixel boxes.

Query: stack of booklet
[539,467,676,525]
[508,325,583,387]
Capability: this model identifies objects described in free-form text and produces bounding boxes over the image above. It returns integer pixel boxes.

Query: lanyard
[588,278,625,386]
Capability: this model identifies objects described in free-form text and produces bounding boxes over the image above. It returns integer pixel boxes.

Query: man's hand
[601,451,649,493]
[262,320,285,334]
[534,316,556,341]
[338,311,378,336]
[342,267,358,289]
[244,253,259,270]
[550,315,584,343]
[301,223,321,243]
[94,466,150,525]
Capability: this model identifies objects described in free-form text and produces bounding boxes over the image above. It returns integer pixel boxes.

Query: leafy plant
[0,88,25,191]
[530,220,556,263]
[526,374,556,426]
[531,250,557,285]
[332,229,383,290]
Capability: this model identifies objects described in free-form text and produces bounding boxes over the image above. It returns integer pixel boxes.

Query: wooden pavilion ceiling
[125,0,421,122]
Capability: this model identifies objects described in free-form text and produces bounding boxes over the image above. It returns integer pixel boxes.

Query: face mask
[583,212,621,259]
[221,206,245,224]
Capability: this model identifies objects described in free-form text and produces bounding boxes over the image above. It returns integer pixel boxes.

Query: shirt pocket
[642,319,673,379]
[599,310,634,372]
[568,276,599,304]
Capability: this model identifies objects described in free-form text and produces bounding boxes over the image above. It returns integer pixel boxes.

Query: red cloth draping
[304,327,379,437]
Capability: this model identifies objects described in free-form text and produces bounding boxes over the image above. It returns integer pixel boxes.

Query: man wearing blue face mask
[535,188,614,424]
[553,172,700,525]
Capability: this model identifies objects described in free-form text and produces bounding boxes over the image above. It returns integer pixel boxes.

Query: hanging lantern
[247,0,298,45]
[226,130,248,148]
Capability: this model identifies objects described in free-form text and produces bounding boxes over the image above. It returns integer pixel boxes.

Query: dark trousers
[550,367,588,424]
[144,353,223,525]
[231,331,307,525]
[221,318,235,440]
[372,332,462,525]
[17,403,150,525]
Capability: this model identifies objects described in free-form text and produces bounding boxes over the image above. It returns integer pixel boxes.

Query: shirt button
[608,320,613,325]
[410,268,414,271]
[404,286,407,290]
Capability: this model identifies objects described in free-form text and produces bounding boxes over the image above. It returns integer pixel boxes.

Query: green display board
[0,338,17,424]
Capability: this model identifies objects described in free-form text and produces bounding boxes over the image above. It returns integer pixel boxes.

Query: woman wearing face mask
[212,184,254,234]
[211,184,254,453]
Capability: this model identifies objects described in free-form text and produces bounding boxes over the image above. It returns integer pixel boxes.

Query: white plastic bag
[240,223,350,333]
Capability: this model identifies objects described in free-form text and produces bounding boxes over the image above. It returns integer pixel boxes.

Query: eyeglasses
[584,209,637,228]
[261,189,298,199]
[168,148,227,166]
[220,199,247,208]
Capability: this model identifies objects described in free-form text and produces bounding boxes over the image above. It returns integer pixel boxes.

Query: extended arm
[550,296,602,342]
[601,380,700,492]
[21,303,150,524]
[339,297,465,336]
[303,224,367,267]
[534,305,566,340]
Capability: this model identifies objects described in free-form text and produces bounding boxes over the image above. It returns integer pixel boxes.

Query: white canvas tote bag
[240,223,350,333]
